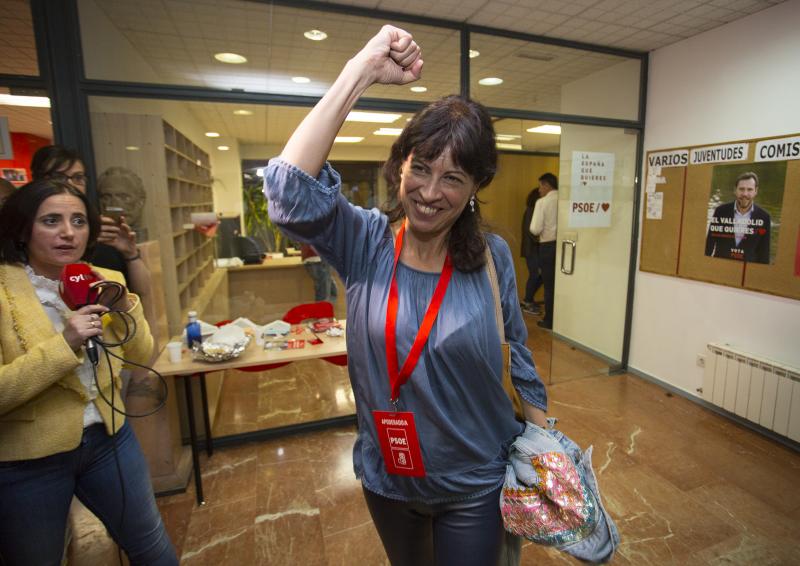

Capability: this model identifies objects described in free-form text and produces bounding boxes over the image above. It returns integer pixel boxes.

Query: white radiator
[703,343,800,442]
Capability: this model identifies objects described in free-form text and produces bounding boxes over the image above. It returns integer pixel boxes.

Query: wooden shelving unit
[90,113,223,335]
[163,121,216,314]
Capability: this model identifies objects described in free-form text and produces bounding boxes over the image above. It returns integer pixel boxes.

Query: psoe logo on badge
[393,449,412,469]
[387,428,414,469]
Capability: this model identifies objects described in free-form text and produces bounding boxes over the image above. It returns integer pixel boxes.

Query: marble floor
[68,312,800,565]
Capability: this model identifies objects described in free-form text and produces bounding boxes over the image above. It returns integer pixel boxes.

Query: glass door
[544,124,639,384]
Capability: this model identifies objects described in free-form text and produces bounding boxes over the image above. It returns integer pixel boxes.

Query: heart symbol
[601,203,610,212]
[758,228,766,235]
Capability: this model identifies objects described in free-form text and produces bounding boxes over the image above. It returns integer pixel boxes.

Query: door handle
[561,239,576,275]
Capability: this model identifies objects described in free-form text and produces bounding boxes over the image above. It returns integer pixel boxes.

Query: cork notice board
[640,133,800,300]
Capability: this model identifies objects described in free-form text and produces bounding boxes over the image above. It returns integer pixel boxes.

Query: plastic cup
[166,341,183,363]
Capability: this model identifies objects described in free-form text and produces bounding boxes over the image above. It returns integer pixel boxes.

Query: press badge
[372,411,426,477]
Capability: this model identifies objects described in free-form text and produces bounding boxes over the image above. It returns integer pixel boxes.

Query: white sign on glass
[569,151,615,228]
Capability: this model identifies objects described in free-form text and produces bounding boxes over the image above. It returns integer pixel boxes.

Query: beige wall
[211,140,244,220]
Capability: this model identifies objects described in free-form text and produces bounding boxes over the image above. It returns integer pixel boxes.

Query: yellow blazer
[0,263,154,461]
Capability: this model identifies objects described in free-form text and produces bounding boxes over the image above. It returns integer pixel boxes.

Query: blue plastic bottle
[186,310,202,348]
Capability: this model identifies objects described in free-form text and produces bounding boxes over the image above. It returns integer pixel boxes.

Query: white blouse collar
[24,264,67,311]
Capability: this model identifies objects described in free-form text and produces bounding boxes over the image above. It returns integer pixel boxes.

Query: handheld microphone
[59,263,101,365]
[59,263,100,309]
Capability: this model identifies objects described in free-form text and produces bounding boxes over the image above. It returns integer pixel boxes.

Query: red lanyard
[385,223,454,403]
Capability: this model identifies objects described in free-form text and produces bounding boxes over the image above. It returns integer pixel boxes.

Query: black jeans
[523,247,542,304]
[539,241,557,326]
[362,485,504,566]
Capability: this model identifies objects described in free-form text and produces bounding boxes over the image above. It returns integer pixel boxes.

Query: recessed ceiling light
[233,109,253,116]
[125,145,140,151]
[0,94,50,107]
[292,76,311,83]
[478,77,503,86]
[345,111,401,124]
[205,132,220,138]
[373,128,403,136]
[469,50,480,58]
[495,134,521,141]
[217,145,230,151]
[304,29,327,41]
[410,86,427,93]
[334,136,364,143]
[496,142,522,150]
[527,124,561,135]
[214,52,247,64]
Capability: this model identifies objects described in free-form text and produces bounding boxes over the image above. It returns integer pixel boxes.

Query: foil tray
[191,336,251,362]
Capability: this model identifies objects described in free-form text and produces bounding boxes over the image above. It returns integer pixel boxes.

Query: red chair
[283,302,348,366]
[217,301,347,371]
[283,301,333,324]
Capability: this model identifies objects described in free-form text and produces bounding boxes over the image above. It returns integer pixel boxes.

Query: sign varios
[569,151,615,228]
[648,149,688,169]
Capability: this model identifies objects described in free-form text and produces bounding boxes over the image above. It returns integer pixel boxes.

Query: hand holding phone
[103,206,125,225]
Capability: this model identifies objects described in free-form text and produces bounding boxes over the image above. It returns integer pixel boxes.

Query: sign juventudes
[689,143,748,165]
[569,151,615,228]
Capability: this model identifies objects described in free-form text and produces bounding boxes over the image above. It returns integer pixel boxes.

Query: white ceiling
[0,0,787,150]
[318,0,786,51]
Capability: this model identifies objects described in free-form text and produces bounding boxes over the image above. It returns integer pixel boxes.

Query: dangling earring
[469,196,476,213]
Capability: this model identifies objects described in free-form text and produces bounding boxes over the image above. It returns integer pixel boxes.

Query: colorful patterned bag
[500,420,619,563]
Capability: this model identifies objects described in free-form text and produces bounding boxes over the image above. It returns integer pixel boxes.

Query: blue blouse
[265,160,547,503]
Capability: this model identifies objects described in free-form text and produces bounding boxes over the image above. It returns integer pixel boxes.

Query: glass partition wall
[72,0,645,445]
[470,32,641,121]
[0,1,53,188]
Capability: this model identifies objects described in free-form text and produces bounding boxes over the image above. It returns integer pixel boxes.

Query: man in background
[520,187,541,315]
[530,173,559,330]
[705,171,771,264]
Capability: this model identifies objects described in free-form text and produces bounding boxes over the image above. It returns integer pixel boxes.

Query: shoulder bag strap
[484,240,525,421]
[484,241,505,342]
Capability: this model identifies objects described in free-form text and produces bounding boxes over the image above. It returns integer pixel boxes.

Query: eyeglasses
[51,172,88,185]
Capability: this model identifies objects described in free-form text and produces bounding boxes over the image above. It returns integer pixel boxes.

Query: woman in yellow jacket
[0,179,177,565]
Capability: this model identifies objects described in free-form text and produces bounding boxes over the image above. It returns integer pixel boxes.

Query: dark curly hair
[0,178,100,264]
[30,145,84,180]
[381,95,498,272]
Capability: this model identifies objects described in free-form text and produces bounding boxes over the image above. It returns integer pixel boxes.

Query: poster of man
[705,163,786,264]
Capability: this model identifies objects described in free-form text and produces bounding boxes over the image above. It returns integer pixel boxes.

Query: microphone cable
[82,280,169,565]
[87,280,168,418]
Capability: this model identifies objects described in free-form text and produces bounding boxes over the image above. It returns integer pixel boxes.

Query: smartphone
[104,206,125,225]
